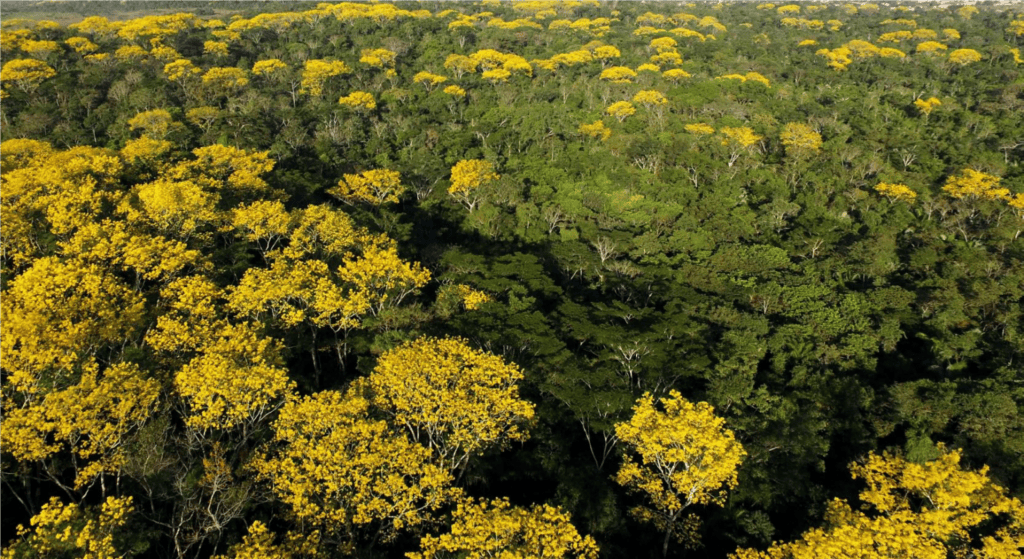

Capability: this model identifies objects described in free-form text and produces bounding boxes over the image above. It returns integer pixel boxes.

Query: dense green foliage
[2,1,1023,557]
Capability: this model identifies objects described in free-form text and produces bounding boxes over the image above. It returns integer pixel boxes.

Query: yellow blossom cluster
[579,119,612,141]
[873,182,917,203]
[366,336,536,473]
[338,90,376,111]
[330,169,404,205]
[914,96,942,115]
[942,169,1010,201]
[409,498,599,559]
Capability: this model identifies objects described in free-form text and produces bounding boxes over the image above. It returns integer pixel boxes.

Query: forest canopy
[1,1,1023,558]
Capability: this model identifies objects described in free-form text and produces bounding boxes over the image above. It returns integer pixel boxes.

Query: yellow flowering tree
[1,361,160,490]
[448,159,500,212]
[731,447,1024,559]
[942,169,1009,201]
[127,108,177,139]
[253,389,460,543]
[412,71,447,91]
[579,120,612,141]
[0,58,56,93]
[174,322,295,436]
[632,90,668,110]
[914,96,941,116]
[329,169,404,205]
[408,498,600,559]
[0,256,145,388]
[443,53,477,79]
[299,59,351,97]
[227,204,430,373]
[873,182,917,204]
[948,48,983,65]
[720,126,763,167]
[252,59,289,82]
[442,84,466,98]
[599,66,637,83]
[605,101,636,122]
[615,391,745,557]
[780,122,823,154]
[338,90,376,112]
[201,67,249,99]
[364,337,536,475]
[1,496,135,559]
[212,522,319,559]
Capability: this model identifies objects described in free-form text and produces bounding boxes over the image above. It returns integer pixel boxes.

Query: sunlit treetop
[252,389,460,539]
[65,36,99,54]
[204,40,229,57]
[487,17,544,30]
[18,39,59,60]
[720,126,763,149]
[330,169,404,205]
[958,5,979,19]
[68,16,120,39]
[948,48,983,65]
[114,45,149,62]
[913,28,939,40]
[443,84,466,97]
[632,90,668,108]
[917,41,949,54]
[364,336,536,473]
[0,58,56,93]
[212,522,319,559]
[150,44,181,62]
[874,182,917,204]
[879,47,906,59]
[481,68,511,84]
[732,446,1024,559]
[127,108,176,139]
[443,53,477,78]
[816,47,853,71]
[1,360,160,488]
[579,119,612,142]
[0,256,145,389]
[615,391,745,552]
[878,30,912,43]
[175,321,295,432]
[408,497,599,559]
[599,65,637,83]
[359,47,397,69]
[338,90,376,111]
[252,58,288,77]
[881,17,918,28]
[670,27,706,42]
[716,72,769,87]
[780,122,823,153]
[685,123,715,135]
[663,68,692,84]
[914,96,941,116]
[413,71,447,90]
[117,12,200,43]
[593,44,621,61]
[448,159,500,212]
[164,58,201,82]
[1,496,135,559]
[942,169,1010,201]
[845,40,881,59]
[299,59,351,97]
